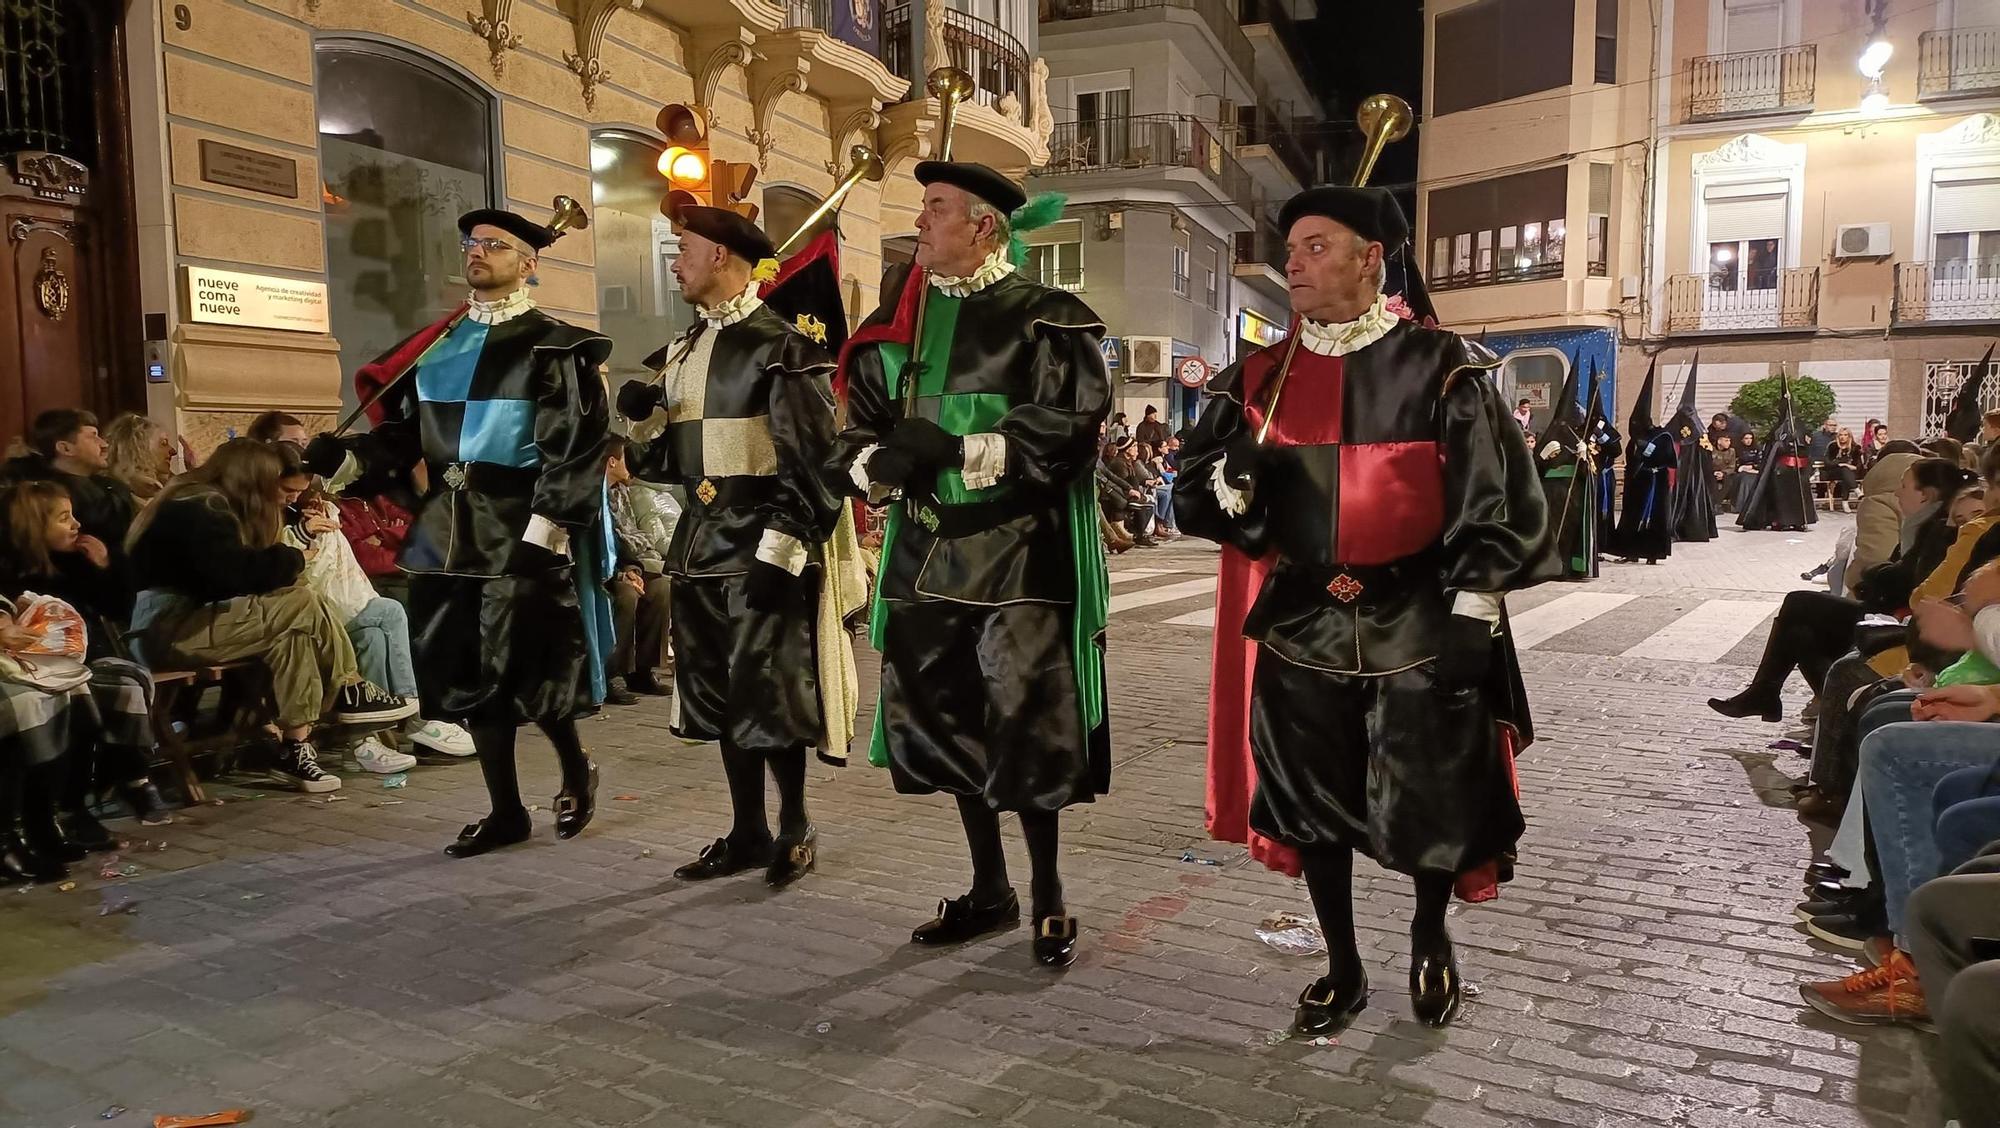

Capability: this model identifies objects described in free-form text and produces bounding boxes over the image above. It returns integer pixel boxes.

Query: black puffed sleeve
[1440,344,1558,596]
[1172,361,1268,557]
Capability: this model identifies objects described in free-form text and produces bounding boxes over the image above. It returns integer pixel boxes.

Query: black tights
[1299,844,1454,983]
[957,795,1064,916]
[1741,589,1864,701]
[719,741,811,846]
[468,718,593,818]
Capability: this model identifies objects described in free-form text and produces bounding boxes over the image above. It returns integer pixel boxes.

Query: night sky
[1306,0,1425,209]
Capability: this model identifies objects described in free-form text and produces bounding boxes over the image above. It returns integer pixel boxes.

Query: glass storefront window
[316,42,496,417]
[591,131,687,385]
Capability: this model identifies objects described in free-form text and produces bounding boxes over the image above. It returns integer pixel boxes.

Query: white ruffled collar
[465,287,535,325]
[698,278,764,327]
[929,247,1014,298]
[1297,294,1398,357]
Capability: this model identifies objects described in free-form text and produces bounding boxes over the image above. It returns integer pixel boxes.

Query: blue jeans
[1153,484,1176,530]
[346,596,416,699]
[1857,720,2000,939]
[1829,690,1920,883]
[1933,763,2000,876]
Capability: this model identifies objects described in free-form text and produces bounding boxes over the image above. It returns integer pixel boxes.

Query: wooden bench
[147,661,276,805]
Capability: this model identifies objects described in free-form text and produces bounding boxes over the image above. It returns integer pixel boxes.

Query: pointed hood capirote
[1628,356,1659,435]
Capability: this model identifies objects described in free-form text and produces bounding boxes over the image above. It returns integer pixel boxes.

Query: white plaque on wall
[181,266,330,334]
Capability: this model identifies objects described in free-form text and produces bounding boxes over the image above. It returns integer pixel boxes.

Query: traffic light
[710,159,758,222]
[656,103,709,219]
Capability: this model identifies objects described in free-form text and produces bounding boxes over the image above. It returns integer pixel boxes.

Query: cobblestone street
[0,518,1946,1128]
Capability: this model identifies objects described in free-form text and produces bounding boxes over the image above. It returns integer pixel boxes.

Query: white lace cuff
[849,443,895,502]
[523,514,572,557]
[756,529,808,576]
[1452,591,1502,624]
[1210,457,1249,517]
[960,433,1007,490]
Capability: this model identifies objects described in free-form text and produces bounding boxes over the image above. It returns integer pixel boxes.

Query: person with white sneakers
[274,448,472,773]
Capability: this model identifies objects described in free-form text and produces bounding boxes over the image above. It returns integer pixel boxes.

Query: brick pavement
[0,516,1951,1128]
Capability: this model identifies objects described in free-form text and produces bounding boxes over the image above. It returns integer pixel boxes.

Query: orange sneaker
[1799,949,1930,1026]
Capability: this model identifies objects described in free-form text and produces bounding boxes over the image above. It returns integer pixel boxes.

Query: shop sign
[198,140,299,199]
[1238,308,1286,348]
[1100,337,1121,370]
[182,266,330,334]
[1175,356,1210,388]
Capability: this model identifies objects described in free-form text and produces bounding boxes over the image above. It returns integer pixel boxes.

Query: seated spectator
[274,449,472,766]
[103,413,176,502]
[0,483,169,865]
[1732,433,1763,511]
[1109,440,1158,547]
[1710,435,1736,511]
[1095,443,1139,553]
[126,439,413,794]
[1824,428,1862,512]
[247,411,309,446]
[1136,441,1178,541]
[1135,405,1169,449]
[3,409,138,618]
[1926,435,1968,469]
[603,436,674,704]
[1904,862,2000,1120]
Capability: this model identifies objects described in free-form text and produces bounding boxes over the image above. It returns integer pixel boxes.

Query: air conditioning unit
[1620,274,1641,300]
[1835,223,1892,259]
[1126,336,1171,380]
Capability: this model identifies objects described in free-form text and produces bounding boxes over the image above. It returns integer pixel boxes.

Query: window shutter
[1723,0,1782,52]
[1932,179,2000,234]
[1589,162,1611,215]
[1704,192,1786,243]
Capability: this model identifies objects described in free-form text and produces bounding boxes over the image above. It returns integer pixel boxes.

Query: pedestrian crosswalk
[1105,567,1781,666]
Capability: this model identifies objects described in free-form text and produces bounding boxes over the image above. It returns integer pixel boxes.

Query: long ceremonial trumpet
[1254,93,1414,444]
[774,144,886,258]
[902,67,977,418]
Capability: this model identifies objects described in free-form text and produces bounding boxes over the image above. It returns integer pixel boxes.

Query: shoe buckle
[1299,980,1339,1007]
[554,795,578,816]
[1038,915,1075,940]
[788,842,813,866]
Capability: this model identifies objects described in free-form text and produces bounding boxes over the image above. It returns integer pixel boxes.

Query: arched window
[762,185,832,250]
[316,41,497,415]
[591,130,686,383]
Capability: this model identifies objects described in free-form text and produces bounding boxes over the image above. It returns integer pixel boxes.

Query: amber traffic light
[656,103,710,220]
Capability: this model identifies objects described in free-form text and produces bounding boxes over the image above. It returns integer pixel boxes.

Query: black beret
[915,160,1027,216]
[1278,187,1410,247]
[458,208,557,251]
[671,205,775,266]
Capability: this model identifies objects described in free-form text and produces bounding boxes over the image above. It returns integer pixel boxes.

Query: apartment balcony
[1431,259,1565,294]
[1031,113,1256,227]
[1919,26,2000,101]
[881,4,1043,169]
[762,0,906,106]
[1666,267,1820,334]
[1683,44,1816,123]
[641,0,782,36]
[1231,225,1287,302]
[1237,0,1317,112]
[1041,0,1257,84]
[1235,107,1316,198]
[1894,260,2000,325]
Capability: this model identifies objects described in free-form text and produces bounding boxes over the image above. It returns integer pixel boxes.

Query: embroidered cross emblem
[1326,573,1363,603]
[916,505,940,532]
[442,463,469,490]
[695,478,718,505]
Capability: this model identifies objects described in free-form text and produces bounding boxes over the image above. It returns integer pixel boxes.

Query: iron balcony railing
[1894,260,2000,324]
[1232,224,1285,273]
[1236,104,1317,187]
[884,5,1031,117]
[1666,267,1820,333]
[1033,113,1256,212]
[1919,26,2000,100]
[1684,44,1816,122]
[1042,0,1256,81]
[1237,0,1320,95]
[779,0,830,29]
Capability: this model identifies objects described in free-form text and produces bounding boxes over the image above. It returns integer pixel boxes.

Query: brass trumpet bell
[547,194,590,240]
[771,143,887,256]
[927,67,976,162]
[1350,93,1413,188]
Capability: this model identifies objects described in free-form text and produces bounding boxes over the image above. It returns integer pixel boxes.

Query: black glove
[885,417,963,470]
[1222,430,1262,490]
[509,538,571,575]
[1433,614,1495,689]
[743,560,797,613]
[303,434,349,479]
[866,446,922,490]
[617,380,665,420]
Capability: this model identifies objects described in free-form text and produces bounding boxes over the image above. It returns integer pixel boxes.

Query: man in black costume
[615,207,849,888]
[1585,371,1622,555]
[831,162,1111,968]
[1738,371,1818,532]
[1174,186,1553,1036]
[1535,360,1597,581]
[1667,356,1717,543]
[1609,359,1676,565]
[306,207,613,857]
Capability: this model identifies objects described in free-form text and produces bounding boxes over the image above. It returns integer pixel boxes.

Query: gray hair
[966,198,1013,251]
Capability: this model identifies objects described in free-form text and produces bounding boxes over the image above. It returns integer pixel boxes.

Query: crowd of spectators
[0,404,678,885]
[1096,406,1180,551]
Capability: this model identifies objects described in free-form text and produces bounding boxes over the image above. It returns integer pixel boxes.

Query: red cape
[353,304,466,427]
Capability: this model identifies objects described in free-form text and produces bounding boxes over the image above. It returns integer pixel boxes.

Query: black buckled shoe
[766,826,817,889]
[5,834,68,884]
[911,890,1021,946]
[1293,971,1368,1039]
[674,836,773,881]
[1410,940,1463,1027]
[443,810,532,858]
[553,762,599,841]
[60,810,118,853]
[1032,912,1079,968]
[1706,691,1782,723]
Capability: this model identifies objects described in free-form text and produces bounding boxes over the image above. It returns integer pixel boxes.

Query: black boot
[117,779,174,827]
[1708,689,1782,722]
[22,764,85,865]
[1409,934,1463,1027]
[553,762,598,840]
[443,807,532,858]
[3,834,67,883]
[59,808,117,853]
[1293,969,1368,1039]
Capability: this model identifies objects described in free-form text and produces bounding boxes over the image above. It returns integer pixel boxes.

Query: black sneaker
[604,677,639,706]
[1805,909,1883,952]
[333,681,419,725]
[269,741,342,794]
